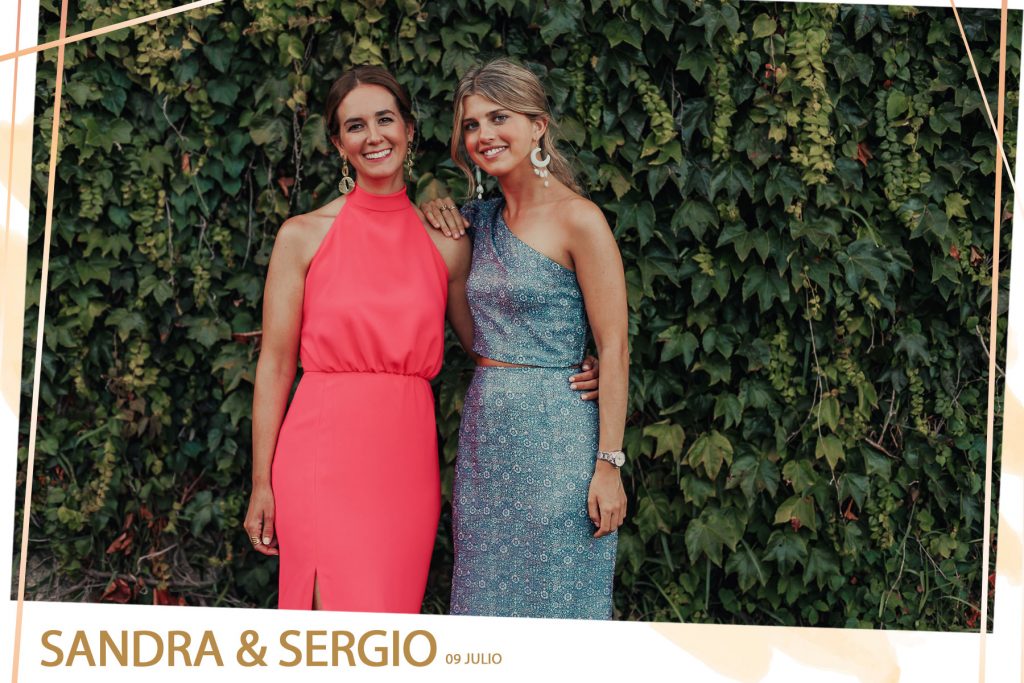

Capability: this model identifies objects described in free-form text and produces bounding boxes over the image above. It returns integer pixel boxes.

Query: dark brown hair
[324,65,414,141]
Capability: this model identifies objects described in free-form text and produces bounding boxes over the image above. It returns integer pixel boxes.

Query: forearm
[250,355,297,487]
[595,342,629,453]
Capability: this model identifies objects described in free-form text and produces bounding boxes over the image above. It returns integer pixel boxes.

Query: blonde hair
[450,58,581,197]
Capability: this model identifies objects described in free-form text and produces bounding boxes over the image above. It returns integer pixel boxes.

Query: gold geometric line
[950,0,1018,194]
[975,0,1009,680]
[0,0,23,360]
[11,0,69,680]
[0,0,222,64]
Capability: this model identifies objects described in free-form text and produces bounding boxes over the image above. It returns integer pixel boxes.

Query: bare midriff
[475,356,539,369]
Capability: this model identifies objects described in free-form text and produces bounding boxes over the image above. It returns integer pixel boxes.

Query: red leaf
[105,530,134,555]
[181,153,191,174]
[100,578,133,604]
[970,247,984,267]
[153,588,186,606]
[277,177,295,197]
[842,498,859,521]
[855,142,873,168]
[949,244,960,260]
[790,517,802,532]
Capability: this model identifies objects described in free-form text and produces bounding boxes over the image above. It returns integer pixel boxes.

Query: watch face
[600,451,625,467]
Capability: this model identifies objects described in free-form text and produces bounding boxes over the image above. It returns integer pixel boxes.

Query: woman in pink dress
[241,66,598,612]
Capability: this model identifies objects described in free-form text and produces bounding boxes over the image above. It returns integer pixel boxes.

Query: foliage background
[13,0,1017,629]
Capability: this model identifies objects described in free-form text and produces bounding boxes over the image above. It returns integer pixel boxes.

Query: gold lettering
[167,631,192,666]
[67,631,96,667]
[41,630,63,667]
[195,631,223,666]
[306,630,327,666]
[278,631,301,667]
[134,630,163,666]
[404,630,436,667]
[357,630,387,667]
[331,631,355,666]
[99,631,127,666]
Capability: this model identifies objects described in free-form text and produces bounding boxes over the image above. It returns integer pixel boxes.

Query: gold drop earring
[405,138,414,178]
[338,156,355,195]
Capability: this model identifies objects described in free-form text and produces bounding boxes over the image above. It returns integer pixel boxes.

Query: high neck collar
[347,184,411,212]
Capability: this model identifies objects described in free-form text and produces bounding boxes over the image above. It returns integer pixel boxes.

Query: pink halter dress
[270,185,448,612]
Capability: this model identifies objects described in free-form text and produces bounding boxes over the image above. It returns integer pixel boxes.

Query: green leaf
[725,541,768,590]
[635,492,674,542]
[895,329,929,365]
[208,78,241,106]
[713,393,742,428]
[202,40,235,72]
[839,473,869,509]
[864,449,892,480]
[764,529,808,572]
[818,395,840,431]
[774,494,817,533]
[684,507,743,567]
[671,199,717,241]
[782,459,817,495]
[185,317,231,348]
[741,267,790,312]
[751,14,777,39]
[727,453,780,500]
[658,326,699,365]
[944,192,969,220]
[603,19,643,48]
[643,420,685,459]
[686,430,734,479]
[886,90,909,120]
[685,515,723,565]
[837,239,895,293]
[680,475,715,506]
[539,0,581,42]
[802,547,840,589]
[815,435,844,469]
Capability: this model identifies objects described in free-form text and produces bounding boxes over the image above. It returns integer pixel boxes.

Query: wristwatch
[596,449,626,468]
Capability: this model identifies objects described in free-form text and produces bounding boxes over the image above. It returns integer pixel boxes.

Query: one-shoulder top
[300,185,449,378]
[462,198,588,368]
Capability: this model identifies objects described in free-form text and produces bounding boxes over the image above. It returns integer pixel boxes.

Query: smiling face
[332,83,413,191]
[460,94,546,179]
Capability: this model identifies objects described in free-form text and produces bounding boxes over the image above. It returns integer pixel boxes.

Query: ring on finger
[250,536,261,545]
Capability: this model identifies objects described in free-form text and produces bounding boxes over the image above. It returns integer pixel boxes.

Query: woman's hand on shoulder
[243,484,279,556]
[420,197,469,239]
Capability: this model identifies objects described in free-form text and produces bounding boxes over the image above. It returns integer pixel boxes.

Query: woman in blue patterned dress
[423,59,629,619]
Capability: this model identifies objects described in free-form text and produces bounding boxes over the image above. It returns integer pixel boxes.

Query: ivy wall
[16,0,1017,629]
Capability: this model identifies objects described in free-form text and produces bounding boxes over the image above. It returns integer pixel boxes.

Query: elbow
[255,348,297,383]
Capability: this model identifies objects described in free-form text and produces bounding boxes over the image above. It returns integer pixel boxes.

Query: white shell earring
[475,165,484,200]
[531,146,551,187]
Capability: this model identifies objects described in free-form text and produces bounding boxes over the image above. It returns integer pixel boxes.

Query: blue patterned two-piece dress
[449,198,617,619]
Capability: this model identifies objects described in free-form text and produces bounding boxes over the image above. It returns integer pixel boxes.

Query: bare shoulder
[275,196,346,262]
[414,206,470,277]
[560,195,612,238]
